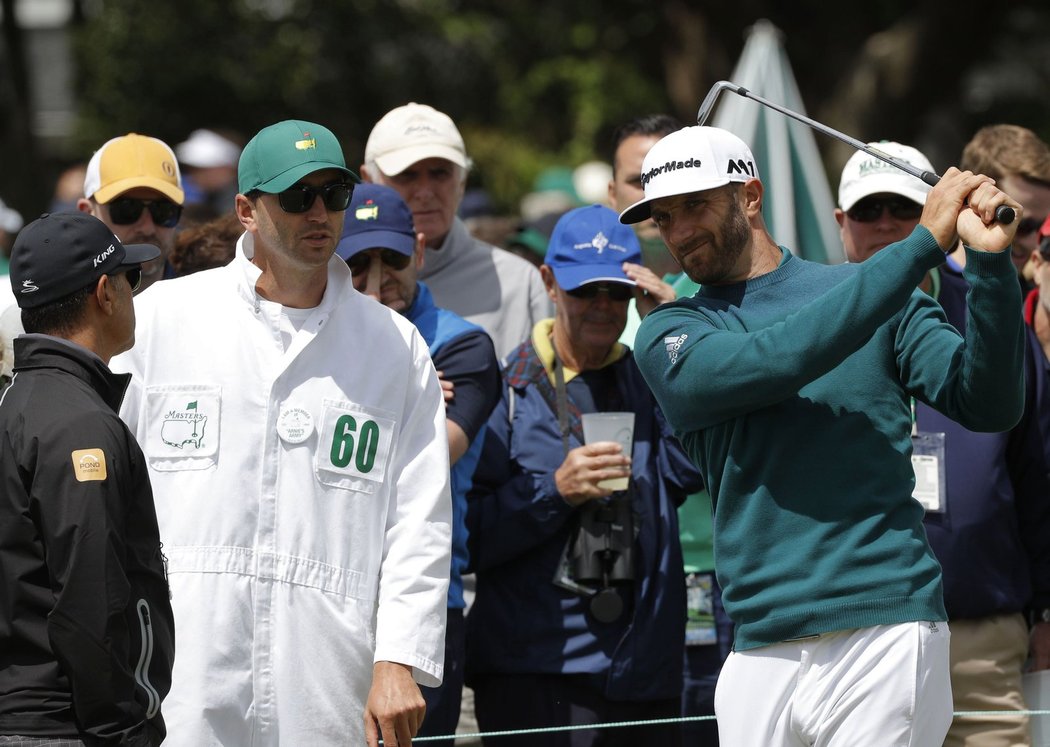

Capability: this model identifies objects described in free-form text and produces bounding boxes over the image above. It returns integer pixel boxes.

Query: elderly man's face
[834,193,923,264]
[348,243,422,315]
[379,158,465,248]
[545,276,630,355]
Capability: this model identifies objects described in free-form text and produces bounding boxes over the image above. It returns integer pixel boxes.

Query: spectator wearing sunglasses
[111,120,453,747]
[0,213,174,746]
[464,204,701,746]
[835,141,1050,746]
[338,183,501,747]
[952,125,1050,295]
[77,133,185,293]
[361,103,552,361]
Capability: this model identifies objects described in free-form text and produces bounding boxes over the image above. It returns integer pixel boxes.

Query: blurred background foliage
[2,0,1049,219]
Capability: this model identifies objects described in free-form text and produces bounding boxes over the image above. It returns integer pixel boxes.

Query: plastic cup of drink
[581,412,634,490]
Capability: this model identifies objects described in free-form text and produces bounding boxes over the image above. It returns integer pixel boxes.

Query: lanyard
[911,267,941,437]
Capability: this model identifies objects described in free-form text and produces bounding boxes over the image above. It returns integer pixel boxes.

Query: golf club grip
[994,205,1016,224]
[922,172,1015,224]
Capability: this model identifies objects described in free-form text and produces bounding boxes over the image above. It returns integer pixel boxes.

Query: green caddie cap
[238,119,359,194]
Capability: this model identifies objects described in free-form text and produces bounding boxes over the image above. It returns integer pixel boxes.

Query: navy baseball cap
[545,204,642,291]
[336,183,416,260]
[10,212,159,309]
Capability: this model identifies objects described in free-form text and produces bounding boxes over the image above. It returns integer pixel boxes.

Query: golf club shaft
[697,81,1016,225]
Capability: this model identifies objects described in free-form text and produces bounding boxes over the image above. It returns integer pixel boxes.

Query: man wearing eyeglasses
[111,120,453,747]
[337,183,501,746]
[0,212,174,746]
[464,204,701,746]
[361,103,552,361]
[77,133,185,292]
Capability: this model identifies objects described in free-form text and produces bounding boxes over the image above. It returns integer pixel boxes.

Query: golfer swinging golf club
[621,125,1025,746]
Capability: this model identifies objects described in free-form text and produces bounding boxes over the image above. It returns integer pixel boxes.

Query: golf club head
[696,81,749,126]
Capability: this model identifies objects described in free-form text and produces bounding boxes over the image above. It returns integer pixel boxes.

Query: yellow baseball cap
[83,133,185,205]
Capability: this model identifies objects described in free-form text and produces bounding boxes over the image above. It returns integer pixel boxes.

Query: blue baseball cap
[544,204,642,291]
[336,183,416,260]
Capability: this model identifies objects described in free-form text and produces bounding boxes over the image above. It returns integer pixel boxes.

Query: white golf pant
[714,621,952,746]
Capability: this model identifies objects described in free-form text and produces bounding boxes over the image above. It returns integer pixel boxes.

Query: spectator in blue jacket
[337,183,501,747]
[835,141,1050,746]
[465,204,702,746]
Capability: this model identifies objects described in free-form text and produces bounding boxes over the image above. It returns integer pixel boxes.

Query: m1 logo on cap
[726,159,756,177]
[295,134,317,150]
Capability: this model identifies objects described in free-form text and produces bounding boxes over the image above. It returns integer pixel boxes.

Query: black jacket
[0,335,175,745]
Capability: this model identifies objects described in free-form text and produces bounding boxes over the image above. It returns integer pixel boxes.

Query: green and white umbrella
[710,20,844,264]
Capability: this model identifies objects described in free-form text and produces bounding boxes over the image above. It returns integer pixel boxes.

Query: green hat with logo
[238,119,359,194]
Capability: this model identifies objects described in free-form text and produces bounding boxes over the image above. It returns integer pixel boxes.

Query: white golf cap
[619,126,759,224]
[176,129,241,169]
[364,102,468,177]
[838,142,934,211]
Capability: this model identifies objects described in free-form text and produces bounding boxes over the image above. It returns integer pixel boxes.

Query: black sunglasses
[346,249,413,276]
[1016,215,1047,238]
[566,282,633,302]
[277,182,353,213]
[125,267,143,292]
[107,197,182,228]
[109,267,142,293]
[846,196,923,223]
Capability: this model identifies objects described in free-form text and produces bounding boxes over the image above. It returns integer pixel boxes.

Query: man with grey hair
[361,103,551,360]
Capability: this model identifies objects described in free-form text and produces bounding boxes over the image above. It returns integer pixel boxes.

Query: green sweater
[636,227,1025,650]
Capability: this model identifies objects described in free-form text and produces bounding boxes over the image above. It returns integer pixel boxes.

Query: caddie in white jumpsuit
[114,119,452,747]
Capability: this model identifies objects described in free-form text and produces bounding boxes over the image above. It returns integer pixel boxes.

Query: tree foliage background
[2,0,1050,220]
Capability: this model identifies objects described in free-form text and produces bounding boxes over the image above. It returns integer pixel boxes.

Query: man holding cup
[464,204,701,746]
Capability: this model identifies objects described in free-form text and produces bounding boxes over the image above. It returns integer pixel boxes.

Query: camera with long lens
[554,486,636,623]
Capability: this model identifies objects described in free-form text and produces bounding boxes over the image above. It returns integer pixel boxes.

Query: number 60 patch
[315,400,397,493]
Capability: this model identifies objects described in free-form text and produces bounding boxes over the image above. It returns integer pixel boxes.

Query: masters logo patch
[72,448,107,482]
